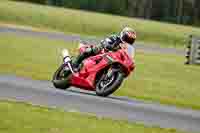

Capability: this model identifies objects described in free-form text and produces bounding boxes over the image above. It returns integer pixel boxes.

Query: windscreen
[120,43,135,59]
[126,44,135,59]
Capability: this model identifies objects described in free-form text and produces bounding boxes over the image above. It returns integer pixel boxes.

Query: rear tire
[52,64,71,90]
[96,67,124,97]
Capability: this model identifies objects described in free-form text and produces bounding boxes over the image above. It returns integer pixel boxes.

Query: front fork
[63,56,75,74]
[62,49,75,74]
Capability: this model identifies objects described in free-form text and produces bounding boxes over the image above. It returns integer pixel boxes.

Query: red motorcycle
[52,42,135,97]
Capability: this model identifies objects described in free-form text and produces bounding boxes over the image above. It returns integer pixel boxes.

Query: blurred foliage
[11,0,200,26]
[12,0,46,4]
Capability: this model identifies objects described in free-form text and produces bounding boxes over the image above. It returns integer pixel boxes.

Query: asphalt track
[1,26,200,132]
[1,75,200,132]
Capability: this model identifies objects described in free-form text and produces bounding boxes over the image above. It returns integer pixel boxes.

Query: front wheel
[52,64,71,90]
[95,67,124,97]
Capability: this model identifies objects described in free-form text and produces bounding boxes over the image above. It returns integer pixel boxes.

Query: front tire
[96,67,124,97]
[52,64,71,90]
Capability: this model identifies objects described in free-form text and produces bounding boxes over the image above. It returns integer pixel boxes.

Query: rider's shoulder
[108,34,119,39]
[106,34,120,42]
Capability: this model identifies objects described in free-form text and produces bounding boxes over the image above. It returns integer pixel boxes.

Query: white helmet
[120,27,136,45]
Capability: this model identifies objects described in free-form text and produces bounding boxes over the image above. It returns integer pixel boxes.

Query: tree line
[13,0,200,26]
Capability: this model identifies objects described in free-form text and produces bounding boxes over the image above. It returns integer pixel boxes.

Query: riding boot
[72,50,91,72]
[72,45,102,72]
[72,55,84,72]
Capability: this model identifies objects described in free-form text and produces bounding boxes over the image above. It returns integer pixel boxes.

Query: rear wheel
[95,66,124,97]
[52,64,71,90]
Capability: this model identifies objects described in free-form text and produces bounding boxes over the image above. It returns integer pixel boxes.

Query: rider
[72,27,137,71]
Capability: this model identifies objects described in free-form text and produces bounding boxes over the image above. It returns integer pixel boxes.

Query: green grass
[120,53,200,109]
[1,33,200,110]
[0,100,186,133]
[0,33,78,80]
[1,0,200,47]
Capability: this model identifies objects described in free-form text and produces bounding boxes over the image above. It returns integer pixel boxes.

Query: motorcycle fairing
[70,49,135,91]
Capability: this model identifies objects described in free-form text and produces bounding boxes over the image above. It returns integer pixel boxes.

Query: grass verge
[1,0,200,47]
[0,33,200,110]
[0,100,186,133]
